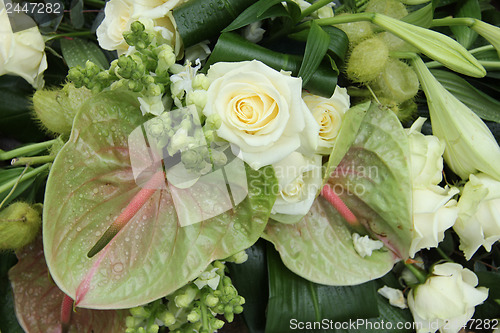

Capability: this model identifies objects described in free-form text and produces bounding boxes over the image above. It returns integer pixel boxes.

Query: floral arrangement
[0,0,500,332]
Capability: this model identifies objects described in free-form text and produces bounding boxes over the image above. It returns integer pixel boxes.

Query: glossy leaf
[450,0,481,49]
[60,38,109,69]
[70,0,84,29]
[223,0,289,32]
[0,167,36,207]
[43,90,277,309]
[9,235,128,333]
[264,104,412,285]
[431,69,500,123]
[266,244,379,333]
[298,22,330,86]
[402,3,433,28]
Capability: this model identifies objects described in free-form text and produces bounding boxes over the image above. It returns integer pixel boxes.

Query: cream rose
[272,152,322,217]
[96,0,186,55]
[303,87,350,155]
[203,60,319,170]
[408,263,488,333]
[454,173,500,260]
[0,5,47,89]
[407,118,459,257]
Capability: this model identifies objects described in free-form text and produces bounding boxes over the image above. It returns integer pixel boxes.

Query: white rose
[271,152,322,216]
[410,185,459,257]
[408,263,488,333]
[407,118,459,257]
[303,87,350,155]
[454,173,500,260]
[203,60,319,170]
[0,6,47,89]
[96,0,186,55]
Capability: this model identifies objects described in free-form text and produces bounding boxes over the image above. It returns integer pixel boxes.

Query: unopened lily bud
[412,56,500,180]
[346,36,389,83]
[372,13,486,77]
[470,19,500,58]
[0,202,42,250]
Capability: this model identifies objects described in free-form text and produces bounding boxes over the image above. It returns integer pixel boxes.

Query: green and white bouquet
[1,0,500,332]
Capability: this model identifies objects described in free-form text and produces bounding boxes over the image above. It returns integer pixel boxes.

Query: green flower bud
[192,74,210,91]
[137,327,146,333]
[224,311,234,323]
[186,90,208,115]
[174,285,198,308]
[234,305,244,314]
[372,13,485,77]
[346,36,389,83]
[181,149,203,168]
[225,250,248,264]
[0,202,42,250]
[239,296,245,305]
[157,47,176,77]
[146,324,159,333]
[84,60,101,77]
[126,316,142,328]
[32,83,92,135]
[131,21,146,33]
[159,311,176,326]
[211,319,225,330]
[67,66,85,87]
[128,80,144,92]
[203,294,219,307]
[211,149,227,167]
[130,306,150,318]
[187,309,201,323]
[205,114,222,130]
[365,0,408,19]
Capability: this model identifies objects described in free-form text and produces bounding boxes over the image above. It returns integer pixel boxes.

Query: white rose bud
[0,6,47,88]
[203,60,319,170]
[303,87,350,155]
[408,263,488,333]
[454,173,500,260]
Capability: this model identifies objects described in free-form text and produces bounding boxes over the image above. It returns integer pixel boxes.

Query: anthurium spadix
[411,56,500,181]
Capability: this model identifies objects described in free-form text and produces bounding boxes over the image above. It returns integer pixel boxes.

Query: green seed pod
[365,0,408,19]
[346,36,389,83]
[373,59,420,103]
[0,202,42,251]
[32,83,92,136]
[335,16,374,46]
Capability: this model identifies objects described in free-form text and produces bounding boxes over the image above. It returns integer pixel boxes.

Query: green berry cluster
[125,257,246,333]
[68,21,176,96]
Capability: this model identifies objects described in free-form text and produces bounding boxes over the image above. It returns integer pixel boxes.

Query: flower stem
[436,247,453,262]
[44,31,95,42]
[300,0,333,19]
[404,263,427,284]
[294,12,374,32]
[0,164,50,195]
[60,294,74,333]
[0,165,29,210]
[0,139,56,161]
[11,155,55,166]
[431,17,475,27]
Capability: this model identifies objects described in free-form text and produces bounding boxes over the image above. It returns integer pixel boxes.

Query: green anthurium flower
[412,56,500,181]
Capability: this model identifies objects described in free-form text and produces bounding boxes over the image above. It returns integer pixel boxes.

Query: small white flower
[243,21,266,43]
[138,95,165,116]
[377,285,408,309]
[352,233,384,257]
[193,267,220,290]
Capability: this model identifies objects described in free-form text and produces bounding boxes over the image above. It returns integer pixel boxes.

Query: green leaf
[173,0,256,48]
[266,244,379,333]
[205,32,338,97]
[70,0,84,29]
[450,0,481,49]
[223,0,289,32]
[0,253,23,333]
[431,69,500,123]
[9,235,128,333]
[263,104,412,285]
[42,90,277,308]
[476,271,500,299]
[298,22,330,86]
[60,38,109,69]
[322,101,370,185]
[402,3,433,28]
[227,240,268,333]
[0,168,37,208]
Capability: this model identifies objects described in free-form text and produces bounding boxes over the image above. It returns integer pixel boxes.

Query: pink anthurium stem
[320,184,358,225]
[60,294,73,333]
[87,171,166,258]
